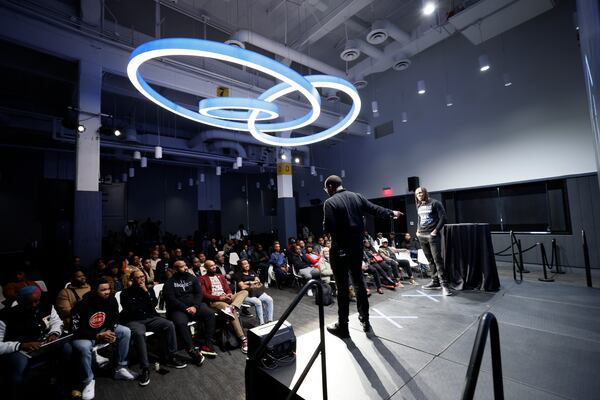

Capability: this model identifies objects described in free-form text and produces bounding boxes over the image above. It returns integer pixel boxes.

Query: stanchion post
[517,239,529,273]
[538,242,554,282]
[583,230,592,288]
[552,239,564,274]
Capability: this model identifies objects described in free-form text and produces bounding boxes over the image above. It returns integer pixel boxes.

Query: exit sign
[382,187,393,197]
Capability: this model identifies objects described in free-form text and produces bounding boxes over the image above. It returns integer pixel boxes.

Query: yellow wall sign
[277,163,292,175]
[216,86,229,97]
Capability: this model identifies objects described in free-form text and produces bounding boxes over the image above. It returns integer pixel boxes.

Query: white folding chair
[114,291,123,313]
[229,252,240,268]
[153,283,166,316]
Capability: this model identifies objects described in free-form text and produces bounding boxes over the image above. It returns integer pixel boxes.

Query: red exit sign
[382,187,393,197]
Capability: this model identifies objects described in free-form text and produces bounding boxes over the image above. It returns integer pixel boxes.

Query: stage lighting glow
[127,38,361,147]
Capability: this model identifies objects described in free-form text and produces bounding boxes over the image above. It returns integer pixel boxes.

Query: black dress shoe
[359,316,371,332]
[326,322,350,338]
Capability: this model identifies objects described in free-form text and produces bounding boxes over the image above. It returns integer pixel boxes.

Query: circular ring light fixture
[127,38,361,146]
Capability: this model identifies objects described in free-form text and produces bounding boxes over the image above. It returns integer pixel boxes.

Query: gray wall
[299,2,594,205]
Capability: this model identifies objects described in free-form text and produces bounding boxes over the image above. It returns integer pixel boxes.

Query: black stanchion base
[538,278,555,282]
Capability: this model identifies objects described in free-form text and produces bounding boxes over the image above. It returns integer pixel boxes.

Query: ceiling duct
[392,58,411,71]
[340,39,384,62]
[226,30,346,78]
[367,20,411,45]
[210,140,247,158]
[322,88,340,102]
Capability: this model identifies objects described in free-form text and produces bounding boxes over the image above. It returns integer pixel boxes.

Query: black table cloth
[444,223,500,291]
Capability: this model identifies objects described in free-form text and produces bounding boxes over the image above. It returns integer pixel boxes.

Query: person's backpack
[315,282,334,306]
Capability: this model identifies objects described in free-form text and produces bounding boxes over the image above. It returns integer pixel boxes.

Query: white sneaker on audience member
[114,367,139,380]
[93,351,109,367]
[82,379,95,400]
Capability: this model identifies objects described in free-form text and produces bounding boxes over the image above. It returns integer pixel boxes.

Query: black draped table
[444,223,500,291]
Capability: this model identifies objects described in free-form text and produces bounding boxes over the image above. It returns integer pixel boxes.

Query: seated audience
[214,253,235,290]
[379,239,417,285]
[71,278,137,400]
[0,286,67,400]
[234,259,274,326]
[205,239,219,261]
[120,270,187,387]
[2,268,39,305]
[364,240,400,287]
[269,243,293,288]
[140,258,157,290]
[155,251,173,283]
[56,269,91,330]
[250,243,270,285]
[103,260,124,294]
[304,245,321,267]
[200,260,249,353]
[318,247,334,284]
[163,260,215,363]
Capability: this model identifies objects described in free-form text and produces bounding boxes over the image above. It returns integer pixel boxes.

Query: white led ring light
[127,38,361,146]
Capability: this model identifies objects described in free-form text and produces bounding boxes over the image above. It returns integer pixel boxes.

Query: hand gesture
[21,341,42,352]
[392,210,404,219]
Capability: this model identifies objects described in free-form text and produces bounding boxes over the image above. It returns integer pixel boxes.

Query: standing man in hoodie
[163,260,216,363]
[323,175,402,338]
[71,278,137,400]
[415,187,451,296]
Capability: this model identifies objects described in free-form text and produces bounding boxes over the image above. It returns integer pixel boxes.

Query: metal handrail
[461,312,504,400]
[245,279,327,400]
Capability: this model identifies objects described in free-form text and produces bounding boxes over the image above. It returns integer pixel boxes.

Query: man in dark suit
[323,175,402,338]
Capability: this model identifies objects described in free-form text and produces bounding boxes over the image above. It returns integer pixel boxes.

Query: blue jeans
[72,324,131,383]
[244,292,274,325]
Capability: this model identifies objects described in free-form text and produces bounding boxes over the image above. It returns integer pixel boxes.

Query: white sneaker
[93,351,110,367]
[442,286,454,296]
[114,367,139,380]
[264,282,269,288]
[307,289,314,297]
[82,379,95,400]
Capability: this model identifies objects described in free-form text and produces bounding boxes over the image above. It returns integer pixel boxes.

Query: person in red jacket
[200,260,248,353]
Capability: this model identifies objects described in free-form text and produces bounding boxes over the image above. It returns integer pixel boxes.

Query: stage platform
[252,278,600,400]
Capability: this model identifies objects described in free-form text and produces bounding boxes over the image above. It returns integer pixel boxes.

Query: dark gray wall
[220,173,278,237]
[491,174,600,269]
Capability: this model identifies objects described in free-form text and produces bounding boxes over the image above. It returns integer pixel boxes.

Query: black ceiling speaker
[408,176,420,192]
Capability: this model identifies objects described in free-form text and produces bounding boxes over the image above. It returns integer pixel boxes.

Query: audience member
[71,278,137,400]
[0,286,67,400]
[200,260,248,353]
[250,243,270,284]
[155,251,173,283]
[103,260,124,294]
[269,243,292,288]
[163,260,215,362]
[2,268,39,305]
[120,270,187,387]
[234,259,273,326]
[56,269,91,330]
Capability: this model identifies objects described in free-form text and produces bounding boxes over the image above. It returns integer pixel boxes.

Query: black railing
[245,279,327,400]
[538,243,554,282]
[583,230,593,288]
[510,231,525,282]
[461,312,504,400]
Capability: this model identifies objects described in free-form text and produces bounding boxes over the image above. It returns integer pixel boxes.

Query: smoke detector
[392,59,411,71]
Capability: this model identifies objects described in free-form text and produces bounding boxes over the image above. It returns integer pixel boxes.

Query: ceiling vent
[340,47,360,61]
[353,79,368,90]
[366,29,388,45]
[392,59,411,71]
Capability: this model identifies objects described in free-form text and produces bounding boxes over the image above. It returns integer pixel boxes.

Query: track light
[154,146,163,159]
[256,182,260,189]
[114,129,121,137]
[141,156,148,168]
[216,166,221,176]
[445,94,454,107]
[310,166,317,176]
[401,112,408,123]
[133,151,141,160]
[177,182,182,190]
[319,174,323,182]
[129,167,135,178]
[300,180,305,187]
[294,156,300,164]
[200,173,205,183]
[189,178,194,186]
[366,125,371,135]
[371,100,379,117]
[479,55,491,72]
[77,124,86,133]
[503,73,513,87]
[269,178,275,186]
[280,152,287,160]
[341,169,346,178]
[236,156,243,168]
[122,172,128,182]
[417,80,426,95]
